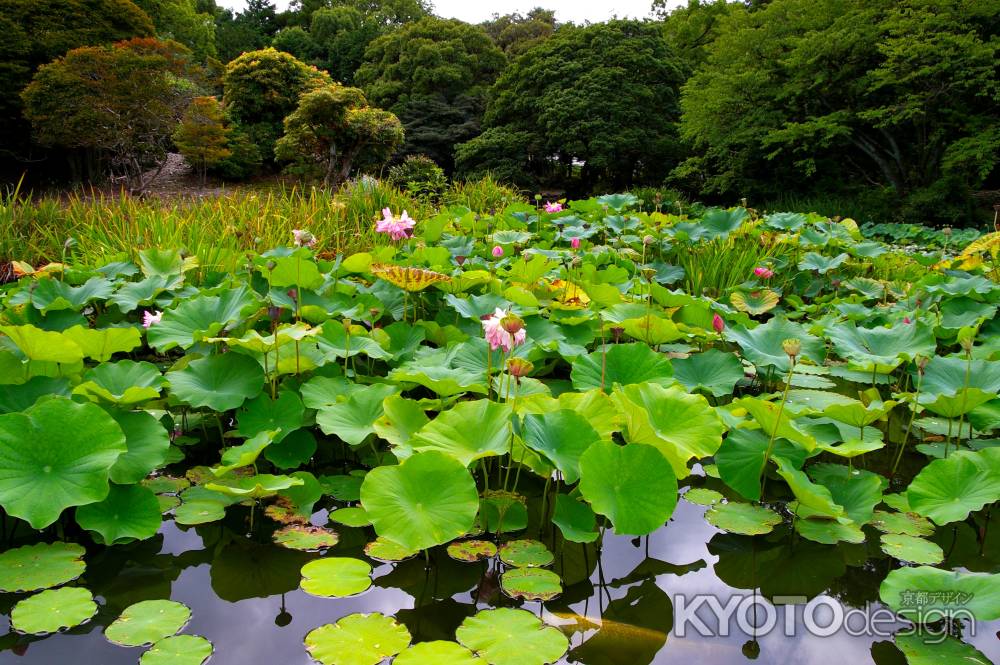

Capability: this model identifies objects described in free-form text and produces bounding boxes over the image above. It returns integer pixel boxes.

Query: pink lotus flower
[712,313,724,333]
[492,245,504,258]
[754,266,774,279]
[571,237,581,250]
[292,229,316,247]
[544,201,563,213]
[142,310,162,328]
[482,307,527,353]
[903,317,912,324]
[376,208,416,241]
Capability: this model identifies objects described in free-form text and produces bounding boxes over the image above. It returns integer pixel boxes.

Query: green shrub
[386,155,447,203]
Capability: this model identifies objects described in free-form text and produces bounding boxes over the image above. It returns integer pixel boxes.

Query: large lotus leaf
[305,613,411,665]
[671,349,745,397]
[146,284,257,351]
[570,343,674,393]
[798,251,849,273]
[205,473,303,500]
[0,324,84,364]
[764,212,808,231]
[10,587,97,634]
[372,395,430,455]
[361,451,479,551]
[807,463,883,525]
[75,483,161,544]
[0,397,126,528]
[619,315,684,345]
[907,448,1000,524]
[519,389,622,440]
[410,399,513,466]
[879,534,944,565]
[138,247,197,278]
[894,634,992,664]
[108,410,171,484]
[213,431,276,476]
[316,383,398,447]
[300,558,372,597]
[105,599,191,647]
[792,515,865,545]
[578,441,677,536]
[0,376,70,413]
[388,362,488,396]
[734,396,818,452]
[522,410,602,483]
[316,321,393,362]
[880,566,1000,620]
[456,608,568,665]
[212,322,319,356]
[502,567,562,601]
[167,353,265,412]
[773,456,843,519]
[705,502,782,535]
[265,429,317,469]
[395,641,479,665]
[826,321,936,370]
[140,635,213,665]
[730,289,780,316]
[29,276,114,313]
[725,318,824,371]
[74,360,166,405]
[918,356,1000,398]
[62,325,141,362]
[715,429,806,501]
[0,542,86,593]
[612,383,725,478]
[109,274,176,313]
[300,375,363,408]
[237,392,304,443]
[939,297,998,330]
[173,486,240,525]
[698,207,748,239]
[552,494,599,543]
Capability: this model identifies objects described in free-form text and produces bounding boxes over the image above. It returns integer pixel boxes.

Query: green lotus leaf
[734,396,818,453]
[698,206,748,239]
[522,410,602,483]
[205,473,304,500]
[328,506,371,527]
[715,429,806,502]
[213,431,277,476]
[671,349,745,397]
[773,456,844,519]
[806,463,883,525]
[388,363,488,396]
[213,322,320,355]
[364,536,418,562]
[74,360,166,405]
[109,274,175,313]
[410,400,513,466]
[920,388,995,419]
[907,448,1000,524]
[619,315,685,345]
[361,451,479,551]
[683,487,724,506]
[62,325,141,362]
[139,634,214,665]
[0,376,71,413]
[274,525,339,551]
[10,587,97,635]
[0,324,84,364]
[578,441,678,536]
[300,557,372,597]
[501,567,562,601]
[373,395,430,457]
[880,566,1000,620]
[498,539,554,568]
[870,510,934,537]
[552,494,599,543]
[705,502,782,535]
[570,343,674,393]
[300,375,365,409]
[174,486,239,525]
[880,534,944,564]
[480,490,528,533]
[0,542,86,593]
[138,247,197,278]
[316,383,398,447]
[108,410,171,484]
[894,634,991,665]
[447,539,498,562]
[105,599,191,647]
[29,276,114,313]
[146,284,257,351]
[238,392,305,443]
[75,483,161,544]
[456,608,568,665]
[764,212,808,231]
[798,251,848,273]
[167,353,265,412]
[320,473,364,501]
[305,613,411,665]
[158,495,181,512]
[265,428,317,469]
[725,317,824,371]
[730,289,780,316]
[394,641,479,665]
[612,383,726,478]
[826,321,936,371]
[918,356,1000,399]
[792,515,865,544]
[0,397,126,528]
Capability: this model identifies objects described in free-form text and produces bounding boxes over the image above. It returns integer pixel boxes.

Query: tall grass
[671,223,795,297]
[444,175,523,213]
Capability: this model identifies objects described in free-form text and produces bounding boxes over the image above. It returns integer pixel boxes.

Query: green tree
[275,84,403,187]
[222,47,331,163]
[355,17,506,172]
[173,96,232,184]
[457,20,687,192]
[309,6,380,83]
[482,8,556,57]
[22,38,200,191]
[656,0,743,71]
[213,0,280,62]
[133,0,217,60]
[676,0,1000,222]
[272,25,321,63]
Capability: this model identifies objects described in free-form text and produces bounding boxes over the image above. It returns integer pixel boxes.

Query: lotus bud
[641,267,656,282]
[287,288,298,301]
[916,355,929,374]
[265,260,277,272]
[507,357,534,379]
[571,256,582,268]
[492,245,504,258]
[942,227,952,236]
[455,255,467,265]
[535,194,543,201]
[369,308,380,320]
[643,234,655,246]
[342,318,353,333]
[500,312,524,335]
[782,338,801,360]
[571,237,581,250]
[712,313,724,334]
[267,305,281,320]
[961,336,975,354]
[611,326,624,342]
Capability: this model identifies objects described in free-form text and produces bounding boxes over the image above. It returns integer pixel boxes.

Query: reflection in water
[2,492,999,664]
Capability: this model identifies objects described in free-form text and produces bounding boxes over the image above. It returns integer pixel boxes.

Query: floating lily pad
[456,608,568,665]
[274,525,340,551]
[683,488,724,506]
[705,502,782,536]
[304,613,411,665]
[329,506,372,527]
[447,540,498,562]
[105,600,191,647]
[551,495,599,543]
[320,474,364,501]
[394,641,480,665]
[158,494,181,512]
[139,635,213,665]
[11,587,97,634]
[870,510,934,537]
[894,634,992,665]
[880,566,1000,620]
[498,540,554,568]
[364,537,418,562]
[0,542,86,593]
[205,473,304,500]
[142,476,190,494]
[75,483,162,545]
[501,568,562,601]
[793,516,865,545]
[300,558,372,597]
[879,534,944,565]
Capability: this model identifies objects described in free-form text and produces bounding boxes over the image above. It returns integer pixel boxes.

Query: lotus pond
[0,195,999,665]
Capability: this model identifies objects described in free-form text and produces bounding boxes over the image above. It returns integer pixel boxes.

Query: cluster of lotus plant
[0,194,997,664]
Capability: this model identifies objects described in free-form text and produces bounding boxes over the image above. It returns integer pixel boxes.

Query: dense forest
[1,0,998,225]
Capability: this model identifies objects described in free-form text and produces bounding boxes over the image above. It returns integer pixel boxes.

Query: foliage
[386,155,446,202]
[173,96,232,184]
[482,8,557,57]
[133,0,218,60]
